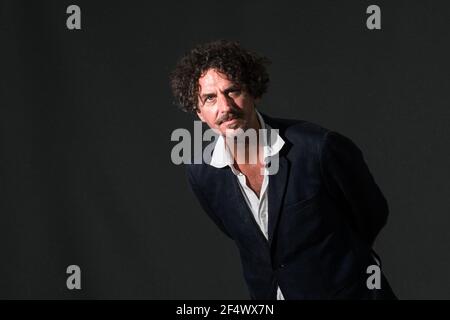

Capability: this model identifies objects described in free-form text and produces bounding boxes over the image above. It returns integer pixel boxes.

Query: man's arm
[319,131,389,247]
[185,167,233,239]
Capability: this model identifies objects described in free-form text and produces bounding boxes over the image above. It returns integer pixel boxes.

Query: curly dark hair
[170,40,271,113]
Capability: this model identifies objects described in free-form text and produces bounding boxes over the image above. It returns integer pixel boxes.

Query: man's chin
[221,127,247,138]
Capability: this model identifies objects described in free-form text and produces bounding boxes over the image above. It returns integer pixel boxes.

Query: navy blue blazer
[185,113,396,299]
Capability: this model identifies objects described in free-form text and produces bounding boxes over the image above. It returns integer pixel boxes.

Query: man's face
[196,68,259,137]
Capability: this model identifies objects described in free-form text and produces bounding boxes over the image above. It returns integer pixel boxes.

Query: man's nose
[217,93,233,114]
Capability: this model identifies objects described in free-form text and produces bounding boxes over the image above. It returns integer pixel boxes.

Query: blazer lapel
[268,155,290,246]
[220,167,271,245]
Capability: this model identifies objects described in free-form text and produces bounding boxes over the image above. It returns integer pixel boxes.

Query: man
[170,40,396,299]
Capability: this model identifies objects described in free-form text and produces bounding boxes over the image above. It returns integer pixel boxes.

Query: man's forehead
[198,69,236,93]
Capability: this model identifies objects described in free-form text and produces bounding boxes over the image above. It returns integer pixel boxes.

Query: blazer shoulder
[185,162,216,186]
[265,115,331,146]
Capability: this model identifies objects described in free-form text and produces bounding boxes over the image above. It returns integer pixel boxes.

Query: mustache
[215,110,244,126]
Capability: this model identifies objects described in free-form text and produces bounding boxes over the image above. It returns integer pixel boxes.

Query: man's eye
[229,89,241,97]
[204,96,215,103]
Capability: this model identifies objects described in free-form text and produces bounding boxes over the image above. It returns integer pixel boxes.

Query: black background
[1,0,449,299]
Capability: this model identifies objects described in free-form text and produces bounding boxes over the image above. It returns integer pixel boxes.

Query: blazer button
[278,264,285,269]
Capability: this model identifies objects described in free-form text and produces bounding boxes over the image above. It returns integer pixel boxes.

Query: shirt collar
[209,110,285,169]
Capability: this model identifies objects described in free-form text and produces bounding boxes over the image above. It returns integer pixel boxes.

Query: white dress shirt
[208,111,286,300]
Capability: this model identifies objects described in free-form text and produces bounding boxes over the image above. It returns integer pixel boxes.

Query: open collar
[209,110,285,169]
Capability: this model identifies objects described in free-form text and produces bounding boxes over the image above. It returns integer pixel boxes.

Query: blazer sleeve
[185,166,233,239]
[319,131,389,247]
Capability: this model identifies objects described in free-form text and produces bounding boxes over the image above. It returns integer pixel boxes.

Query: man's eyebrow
[199,86,241,100]
[223,85,241,93]
[199,92,216,100]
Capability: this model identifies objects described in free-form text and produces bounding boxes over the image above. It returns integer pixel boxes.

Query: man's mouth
[223,116,236,123]
[221,117,240,126]
[219,114,238,124]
